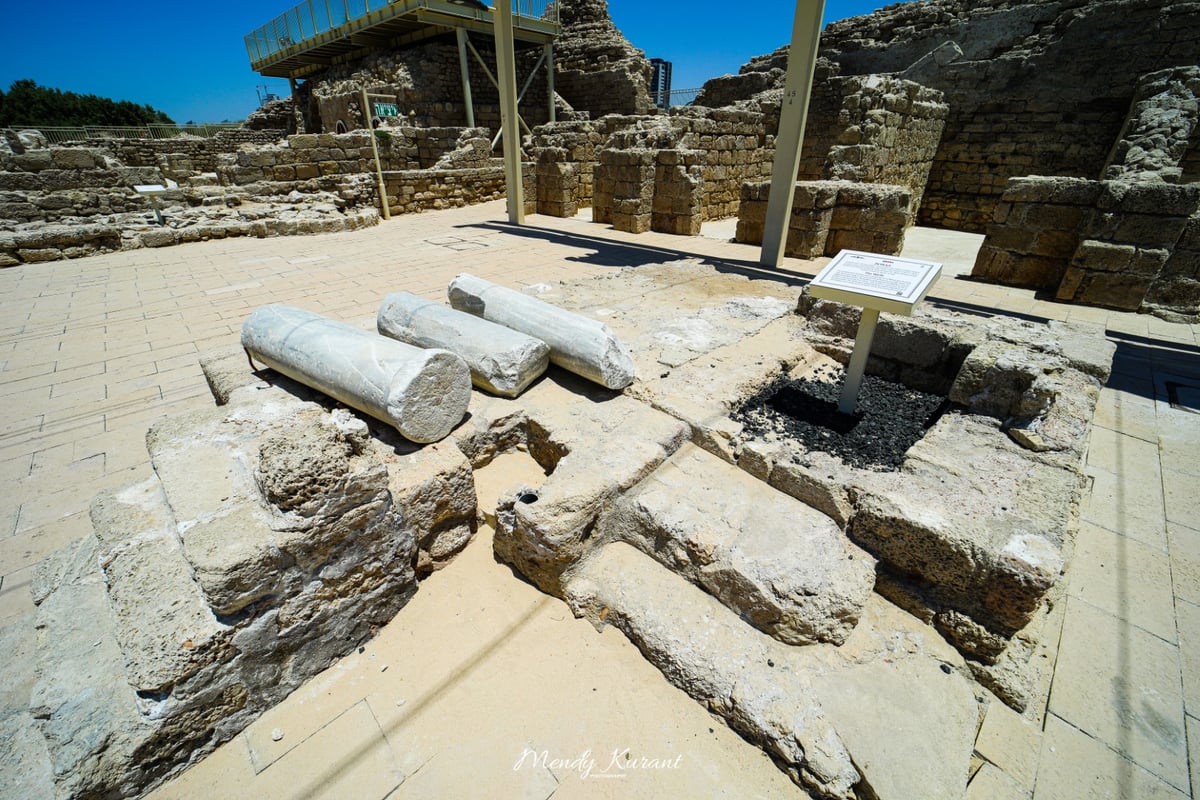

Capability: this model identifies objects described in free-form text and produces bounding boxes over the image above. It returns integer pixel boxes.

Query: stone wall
[77,130,287,180]
[696,62,947,217]
[735,180,913,258]
[532,106,773,230]
[793,74,947,215]
[972,176,1200,319]
[300,34,553,135]
[553,0,654,117]
[218,128,488,184]
[818,0,1200,232]
[0,146,163,223]
[1103,66,1200,184]
[383,163,536,217]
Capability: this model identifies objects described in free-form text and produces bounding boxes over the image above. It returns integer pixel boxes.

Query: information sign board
[808,250,942,316]
[373,102,399,118]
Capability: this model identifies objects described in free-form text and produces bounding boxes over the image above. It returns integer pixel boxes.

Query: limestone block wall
[302,36,552,134]
[530,120,606,211]
[735,179,913,258]
[799,75,947,215]
[553,0,654,117]
[533,107,773,229]
[382,163,535,217]
[1103,66,1200,184]
[816,0,1200,232]
[593,146,655,232]
[0,146,163,223]
[667,108,776,220]
[972,176,1200,319]
[698,63,947,219]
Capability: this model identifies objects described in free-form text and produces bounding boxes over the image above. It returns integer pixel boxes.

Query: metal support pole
[838,307,879,415]
[362,86,391,220]
[760,0,826,268]
[494,0,524,223]
[456,28,476,128]
[546,43,556,123]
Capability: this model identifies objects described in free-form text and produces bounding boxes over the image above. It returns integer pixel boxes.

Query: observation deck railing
[5,123,243,144]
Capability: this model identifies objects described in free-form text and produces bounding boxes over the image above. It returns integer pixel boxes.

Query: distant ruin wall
[299,35,552,135]
[531,106,774,228]
[1103,66,1200,184]
[553,0,654,116]
[817,0,1200,232]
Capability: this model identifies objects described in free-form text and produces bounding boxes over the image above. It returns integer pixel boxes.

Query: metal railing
[651,87,700,110]
[7,124,243,144]
[245,0,559,65]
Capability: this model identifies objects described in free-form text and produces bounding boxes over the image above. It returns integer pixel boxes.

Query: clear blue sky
[0,1,901,124]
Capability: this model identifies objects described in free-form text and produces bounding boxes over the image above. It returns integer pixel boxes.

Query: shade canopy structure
[246,0,559,79]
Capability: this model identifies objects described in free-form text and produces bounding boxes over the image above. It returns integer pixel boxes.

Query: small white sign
[808,250,942,316]
[133,184,168,195]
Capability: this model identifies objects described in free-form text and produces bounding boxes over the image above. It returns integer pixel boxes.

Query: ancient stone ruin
[3,257,1115,799]
[2,0,1197,317]
[0,0,1194,796]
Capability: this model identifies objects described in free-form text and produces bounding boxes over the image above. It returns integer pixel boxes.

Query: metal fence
[245,0,560,64]
[651,88,701,110]
[6,124,243,144]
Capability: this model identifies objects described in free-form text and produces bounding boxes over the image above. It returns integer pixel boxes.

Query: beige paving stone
[241,648,386,773]
[4,513,91,576]
[1049,596,1188,791]
[1034,715,1188,800]
[975,698,1043,789]
[1083,467,1168,549]
[1092,391,1160,443]
[249,701,402,800]
[143,735,258,800]
[967,762,1030,800]
[0,453,32,486]
[1066,521,1177,641]
[1086,424,1164,477]
[1169,523,1200,607]
[1163,469,1200,530]
[1176,600,1200,720]
[29,441,78,472]
[0,565,33,625]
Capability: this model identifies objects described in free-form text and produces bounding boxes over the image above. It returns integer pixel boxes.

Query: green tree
[0,79,175,127]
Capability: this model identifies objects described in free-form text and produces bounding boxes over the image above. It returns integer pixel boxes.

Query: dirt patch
[733,367,949,471]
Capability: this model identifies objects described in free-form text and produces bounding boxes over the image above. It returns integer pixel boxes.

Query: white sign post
[134,184,168,226]
[807,250,943,414]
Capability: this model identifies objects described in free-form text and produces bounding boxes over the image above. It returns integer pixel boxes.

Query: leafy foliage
[0,79,174,127]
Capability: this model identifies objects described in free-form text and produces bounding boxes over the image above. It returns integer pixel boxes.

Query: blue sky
[0,1,901,124]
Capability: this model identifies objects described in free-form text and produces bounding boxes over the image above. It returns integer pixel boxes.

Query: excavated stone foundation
[3,259,1114,800]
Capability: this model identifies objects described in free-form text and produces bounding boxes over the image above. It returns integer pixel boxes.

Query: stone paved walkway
[1,200,1198,798]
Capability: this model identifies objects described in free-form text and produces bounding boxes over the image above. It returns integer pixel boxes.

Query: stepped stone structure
[1,260,1114,798]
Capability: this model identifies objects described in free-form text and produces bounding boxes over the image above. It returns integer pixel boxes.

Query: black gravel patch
[733,368,950,471]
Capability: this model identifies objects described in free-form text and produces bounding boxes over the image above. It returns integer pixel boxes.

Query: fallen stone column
[377,292,550,398]
[241,304,471,443]
[448,273,636,390]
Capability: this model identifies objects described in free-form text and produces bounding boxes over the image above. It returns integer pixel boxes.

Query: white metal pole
[494,0,525,224]
[546,43,556,123]
[760,0,826,267]
[456,28,476,128]
[838,307,879,414]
